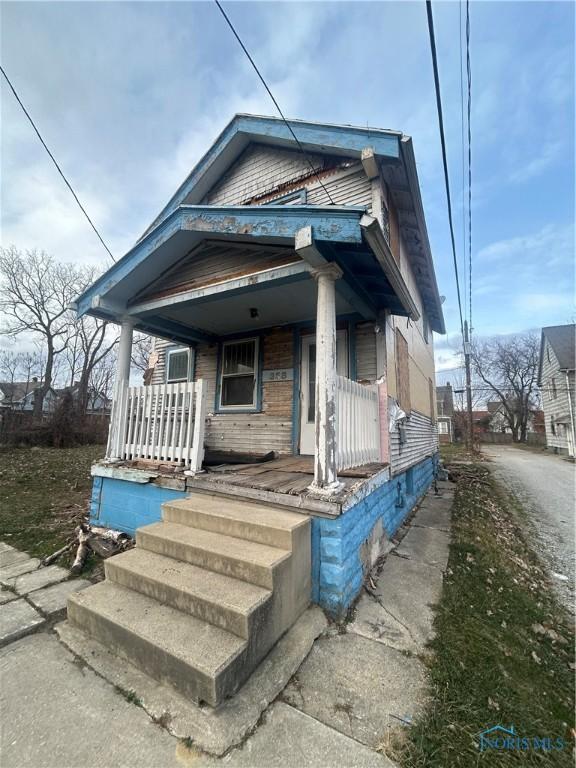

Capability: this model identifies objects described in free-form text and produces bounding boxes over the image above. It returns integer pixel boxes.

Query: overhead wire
[465,0,473,336]
[213,0,337,206]
[459,0,468,326]
[0,64,116,263]
[425,0,465,339]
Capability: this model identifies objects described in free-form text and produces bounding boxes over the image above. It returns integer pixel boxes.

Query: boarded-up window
[395,329,411,412]
[429,378,435,423]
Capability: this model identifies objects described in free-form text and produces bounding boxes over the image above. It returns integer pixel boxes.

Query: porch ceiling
[154,276,354,337]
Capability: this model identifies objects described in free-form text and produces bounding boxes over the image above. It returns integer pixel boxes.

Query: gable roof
[538,324,575,384]
[75,114,445,335]
[0,381,43,402]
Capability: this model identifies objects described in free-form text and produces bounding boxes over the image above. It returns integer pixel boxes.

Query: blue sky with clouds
[1,1,574,372]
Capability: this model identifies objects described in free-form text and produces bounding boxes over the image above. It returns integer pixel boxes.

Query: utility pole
[464,320,474,450]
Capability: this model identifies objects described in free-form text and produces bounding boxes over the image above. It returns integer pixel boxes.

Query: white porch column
[311,264,343,493]
[375,311,390,465]
[107,318,134,461]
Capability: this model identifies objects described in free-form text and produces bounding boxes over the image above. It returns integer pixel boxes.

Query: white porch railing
[336,375,380,470]
[107,379,206,472]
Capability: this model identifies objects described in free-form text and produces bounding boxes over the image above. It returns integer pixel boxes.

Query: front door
[299,331,348,455]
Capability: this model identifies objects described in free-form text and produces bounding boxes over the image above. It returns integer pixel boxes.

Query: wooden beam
[360,215,420,322]
[361,147,380,180]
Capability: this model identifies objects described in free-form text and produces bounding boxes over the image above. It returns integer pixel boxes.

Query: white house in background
[538,324,576,457]
[68,114,445,706]
[0,380,57,413]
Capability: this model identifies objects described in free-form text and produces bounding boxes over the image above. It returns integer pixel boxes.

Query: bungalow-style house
[486,400,544,436]
[0,379,57,413]
[436,382,454,443]
[56,382,112,414]
[68,115,445,706]
[538,324,575,457]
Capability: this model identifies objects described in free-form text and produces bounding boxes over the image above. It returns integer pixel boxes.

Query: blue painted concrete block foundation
[90,454,437,619]
[90,476,187,535]
[311,455,437,616]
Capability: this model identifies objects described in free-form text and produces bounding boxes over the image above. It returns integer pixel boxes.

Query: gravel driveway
[483,445,575,612]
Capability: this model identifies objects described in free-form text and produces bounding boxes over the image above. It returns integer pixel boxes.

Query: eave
[142,114,402,239]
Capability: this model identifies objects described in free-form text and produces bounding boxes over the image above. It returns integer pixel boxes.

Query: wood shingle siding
[204,144,328,206]
[390,409,437,475]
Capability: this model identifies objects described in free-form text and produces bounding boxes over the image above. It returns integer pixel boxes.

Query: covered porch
[77,203,418,499]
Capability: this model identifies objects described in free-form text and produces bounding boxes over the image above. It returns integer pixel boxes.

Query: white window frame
[218,337,260,411]
[166,347,193,383]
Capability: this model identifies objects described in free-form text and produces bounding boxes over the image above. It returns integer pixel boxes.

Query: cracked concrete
[0,482,453,767]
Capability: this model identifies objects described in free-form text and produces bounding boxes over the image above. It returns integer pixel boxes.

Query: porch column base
[307,479,345,498]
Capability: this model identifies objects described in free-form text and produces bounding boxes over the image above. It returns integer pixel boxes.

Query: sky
[1,0,574,375]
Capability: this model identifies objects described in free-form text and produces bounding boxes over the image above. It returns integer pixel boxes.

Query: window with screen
[166,348,191,383]
[220,338,259,409]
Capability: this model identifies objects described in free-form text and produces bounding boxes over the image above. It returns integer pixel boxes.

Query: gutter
[360,214,420,322]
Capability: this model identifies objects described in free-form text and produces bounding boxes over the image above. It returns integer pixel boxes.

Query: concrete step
[67,581,248,706]
[105,548,271,639]
[163,493,309,549]
[136,521,290,589]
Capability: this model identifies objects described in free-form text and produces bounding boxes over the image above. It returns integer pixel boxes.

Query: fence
[107,380,206,471]
[336,375,380,470]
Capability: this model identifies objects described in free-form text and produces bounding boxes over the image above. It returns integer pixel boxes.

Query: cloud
[509,140,562,183]
[477,224,574,266]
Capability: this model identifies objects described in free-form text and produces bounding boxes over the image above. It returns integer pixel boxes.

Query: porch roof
[74,204,423,342]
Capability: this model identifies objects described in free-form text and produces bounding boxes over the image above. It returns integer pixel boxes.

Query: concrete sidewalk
[0,481,453,768]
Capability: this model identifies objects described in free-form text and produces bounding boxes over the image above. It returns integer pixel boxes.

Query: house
[68,114,445,705]
[57,382,112,414]
[538,324,575,457]
[0,379,57,413]
[436,382,454,443]
[486,400,544,436]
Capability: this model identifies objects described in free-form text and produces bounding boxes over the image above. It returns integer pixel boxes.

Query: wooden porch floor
[187,455,388,515]
[120,455,389,516]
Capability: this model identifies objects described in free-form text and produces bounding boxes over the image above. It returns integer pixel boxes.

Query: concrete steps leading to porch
[136,521,290,589]
[163,493,309,549]
[67,490,311,706]
[105,548,271,639]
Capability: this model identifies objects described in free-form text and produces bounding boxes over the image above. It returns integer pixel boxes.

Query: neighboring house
[57,382,112,414]
[486,400,543,435]
[0,380,57,413]
[70,114,445,705]
[436,382,454,443]
[538,324,576,457]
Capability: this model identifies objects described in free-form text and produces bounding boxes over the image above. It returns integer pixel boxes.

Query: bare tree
[0,248,78,416]
[471,332,540,442]
[132,333,154,383]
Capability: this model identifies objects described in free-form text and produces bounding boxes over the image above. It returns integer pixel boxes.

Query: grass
[0,445,104,570]
[399,448,575,767]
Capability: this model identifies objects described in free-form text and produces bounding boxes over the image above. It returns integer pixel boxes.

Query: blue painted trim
[263,188,307,205]
[291,328,301,455]
[76,205,365,318]
[147,114,400,231]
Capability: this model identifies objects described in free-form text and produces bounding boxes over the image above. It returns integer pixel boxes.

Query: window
[166,347,192,383]
[395,328,411,412]
[264,189,307,205]
[550,418,556,436]
[219,338,259,409]
[438,421,449,434]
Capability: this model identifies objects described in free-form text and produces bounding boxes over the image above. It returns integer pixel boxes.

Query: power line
[425,1,465,338]
[465,0,473,336]
[213,0,337,206]
[0,65,115,263]
[458,0,468,325]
